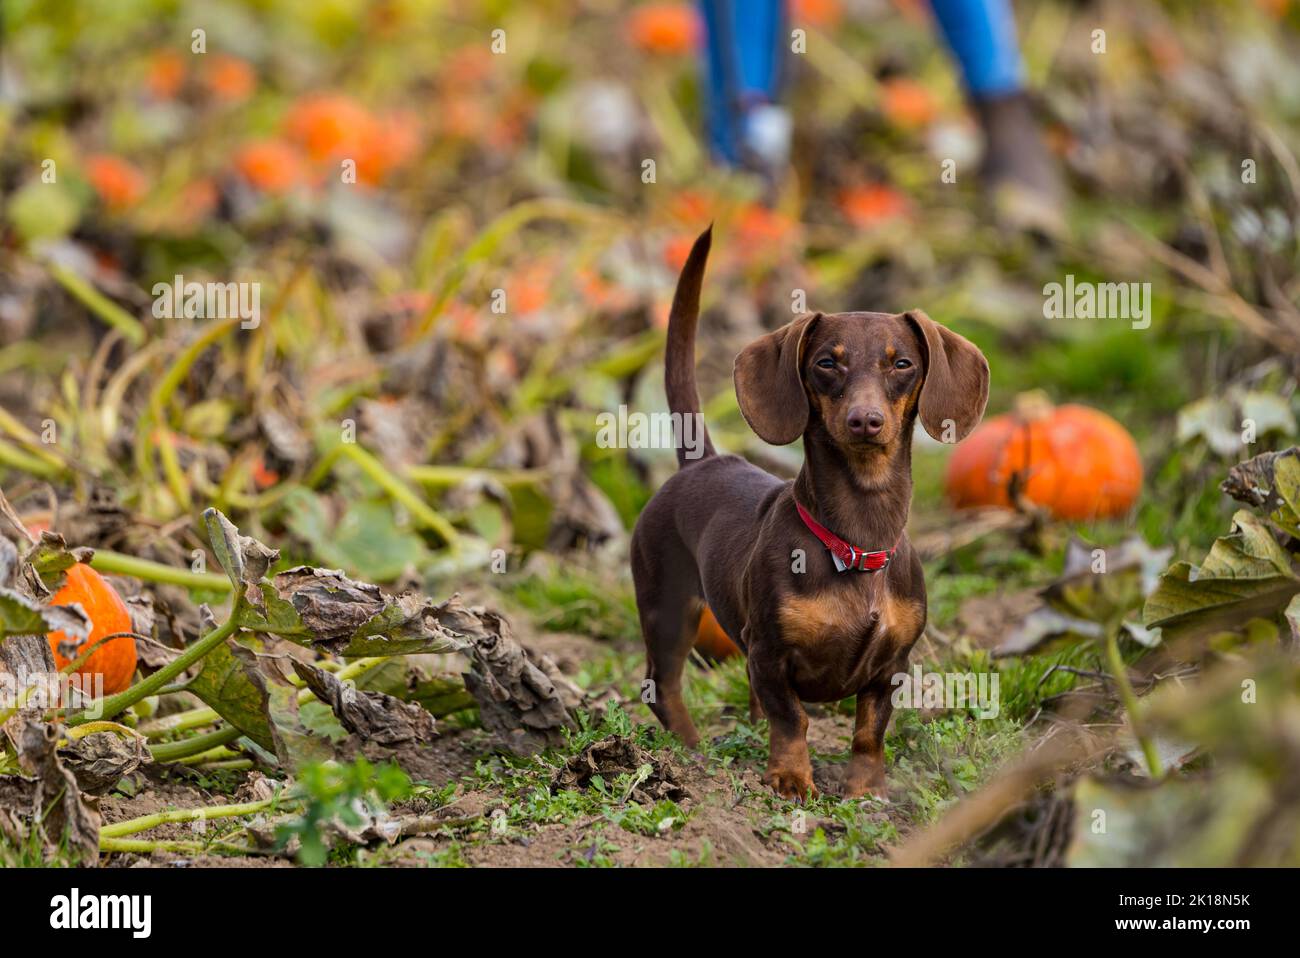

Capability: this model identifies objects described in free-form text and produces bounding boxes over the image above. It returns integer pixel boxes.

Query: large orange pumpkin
[944,397,1143,520]
[46,564,137,696]
[694,605,740,660]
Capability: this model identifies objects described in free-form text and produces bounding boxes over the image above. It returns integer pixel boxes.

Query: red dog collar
[795,500,898,573]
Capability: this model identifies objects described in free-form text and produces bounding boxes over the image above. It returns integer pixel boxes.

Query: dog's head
[733,310,989,451]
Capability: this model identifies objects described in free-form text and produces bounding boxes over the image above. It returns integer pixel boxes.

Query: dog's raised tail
[665,226,717,469]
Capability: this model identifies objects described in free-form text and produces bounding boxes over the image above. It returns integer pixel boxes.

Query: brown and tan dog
[631,227,989,800]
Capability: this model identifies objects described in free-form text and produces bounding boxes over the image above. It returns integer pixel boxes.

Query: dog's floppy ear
[903,309,989,443]
[734,312,821,445]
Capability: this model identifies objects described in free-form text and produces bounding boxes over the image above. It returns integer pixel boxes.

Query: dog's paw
[843,777,888,801]
[763,767,818,803]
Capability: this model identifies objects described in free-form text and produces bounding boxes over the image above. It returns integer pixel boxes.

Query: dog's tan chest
[778,582,924,696]
[780,583,920,644]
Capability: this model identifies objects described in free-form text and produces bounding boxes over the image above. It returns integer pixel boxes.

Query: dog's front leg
[845,687,893,798]
[746,636,816,801]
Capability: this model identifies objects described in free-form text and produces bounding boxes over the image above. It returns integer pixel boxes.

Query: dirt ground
[98,623,924,868]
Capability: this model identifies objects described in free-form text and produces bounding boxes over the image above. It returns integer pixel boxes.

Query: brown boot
[974,92,1065,237]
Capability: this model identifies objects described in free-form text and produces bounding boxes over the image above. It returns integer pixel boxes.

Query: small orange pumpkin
[234,139,305,194]
[944,396,1143,520]
[694,605,740,660]
[46,564,137,696]
[86,155,147,210]
[627,3,701,56]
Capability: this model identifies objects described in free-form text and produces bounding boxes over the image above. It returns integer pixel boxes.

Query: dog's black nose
[847,408,885,437]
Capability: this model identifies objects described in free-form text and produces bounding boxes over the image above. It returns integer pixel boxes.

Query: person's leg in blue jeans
[930,0,1025,98]
[698,0,789,178]
[929,0,1062,223]
[698,0,1060,223]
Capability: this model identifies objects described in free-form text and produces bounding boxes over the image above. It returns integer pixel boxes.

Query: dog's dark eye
[893,359,913,370]
[816,358,837,370]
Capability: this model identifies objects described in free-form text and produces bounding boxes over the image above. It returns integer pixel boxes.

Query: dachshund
[630,227,989,799]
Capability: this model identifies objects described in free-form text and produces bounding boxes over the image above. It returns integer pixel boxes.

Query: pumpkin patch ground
[3,0,1300,885]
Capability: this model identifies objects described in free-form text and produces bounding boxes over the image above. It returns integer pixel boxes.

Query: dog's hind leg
[632,538,703,747]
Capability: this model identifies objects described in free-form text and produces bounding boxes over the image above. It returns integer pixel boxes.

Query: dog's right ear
[734,312,821,445]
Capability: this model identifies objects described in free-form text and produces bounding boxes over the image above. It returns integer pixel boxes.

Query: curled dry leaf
[59,728,149,795]
[461,608,574,752]
[1221,445,1300,537]
[203,507,280,591]
[244,567,480,658]
[292,660,436,747]
[235,770,282,803]
[12,719,99,863]
[1222,447,1289,508]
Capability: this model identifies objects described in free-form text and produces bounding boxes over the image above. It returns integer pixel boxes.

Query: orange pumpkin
[880,78,938,129]
[694,605,740,660]
[203,54,256,103]
[628,3,701,56]
[86,155,147,210]
[944,397,1143,520]
[46,564,137,696]
[234,139,305,194]
[838,183,910,227]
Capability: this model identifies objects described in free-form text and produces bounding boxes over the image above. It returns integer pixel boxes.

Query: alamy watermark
[1,672,105,719]
[890,665,1000,719]
[1043,274,1151,330]
[595,405,707,459]
[152,274,261,329]
[50,888,151,938]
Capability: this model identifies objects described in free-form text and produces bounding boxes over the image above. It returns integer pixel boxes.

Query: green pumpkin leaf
[187,638,278,752]
[1142,511,1300,641]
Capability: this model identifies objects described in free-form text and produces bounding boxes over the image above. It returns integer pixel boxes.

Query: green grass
[498,564,640,642]
[0,828,81,868]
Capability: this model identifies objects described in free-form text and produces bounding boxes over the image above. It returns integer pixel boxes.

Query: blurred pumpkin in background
[86,155,146,210]
[203,53,256,103]
[234,139,305,194]
[790,0,844,28]
[880,77,939,129]
[628,3,701,56]
[694,605,740,660]
[144,49,185,100]
[838,183,910,227]
[944,393,1143,520]
[286,93,372,162]
[46,563,137,696]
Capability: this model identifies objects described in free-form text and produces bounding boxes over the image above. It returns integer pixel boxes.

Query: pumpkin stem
[1011,389,1054,422]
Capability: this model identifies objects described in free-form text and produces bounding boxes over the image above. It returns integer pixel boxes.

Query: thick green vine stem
[91,550,232,593]
[99,837,248,855]
[70,611,243,726]
[149,725,242,763]
[1103,629,1164,780]
[101,795,282,838]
